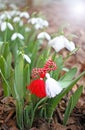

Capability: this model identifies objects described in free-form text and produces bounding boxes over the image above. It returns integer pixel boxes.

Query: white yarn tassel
[45,73,62,98]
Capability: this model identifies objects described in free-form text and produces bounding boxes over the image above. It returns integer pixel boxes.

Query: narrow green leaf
[63,86,83,125]
[59,68,77,81]
[14,53,24,100]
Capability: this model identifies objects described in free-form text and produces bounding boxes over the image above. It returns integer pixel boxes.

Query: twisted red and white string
[32,59,57,78]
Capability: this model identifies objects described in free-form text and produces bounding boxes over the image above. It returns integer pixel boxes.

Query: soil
[0,1,85,130]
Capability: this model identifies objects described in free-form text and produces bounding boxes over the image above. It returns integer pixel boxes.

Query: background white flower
[37,32,51,41]
[28,17,49,29]
[13,17,21,23]
[11,33,24,41]
[20,12,30,19]
[23,54,31,63]
[1,22,14,31]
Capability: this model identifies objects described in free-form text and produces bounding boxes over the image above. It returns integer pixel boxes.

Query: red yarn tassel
[27,78,46,98]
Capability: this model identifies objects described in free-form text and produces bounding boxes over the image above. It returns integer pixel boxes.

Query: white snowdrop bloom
[45,73,62,98]
[48,35,75,52]
[1,22,14,31]
[11,33,24,41]
[20,12,30,19]
[1,22,6,31]
[0,11,11,20]
[23,54,31,63]
[48,36,66,52]
[9,3,18,10]
[25,27,31,32]
[37,32,51,41]
[65,41,75,52]
[7,23,14,30]
[28,18,37,24]
[28,17,49,29]
[19,21,23,26]
[13,17,21,23]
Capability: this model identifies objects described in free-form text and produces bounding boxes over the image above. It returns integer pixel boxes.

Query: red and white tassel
[27,73,46,98]
[45,73,62,98]
[27,59,62,98]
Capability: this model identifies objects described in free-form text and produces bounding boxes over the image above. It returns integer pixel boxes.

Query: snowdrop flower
[13,16,21,23]
[11,33,24,41]
[20,12,30,19]
[28,17,49,29]
[48,35,75,52]
[25,27,31,32]
[19,21,24,26]
[65,41,75,52]
[9,3,18,10]
[37,32,51,41]
[1,22,14,31]
[0,11,11,20]
[23,54,31,63]
[45,73,62,98]
[48,36,66,52]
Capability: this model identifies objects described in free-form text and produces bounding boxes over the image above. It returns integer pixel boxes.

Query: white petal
[1,22,6,31]
[37,32,51,41]
[7,22,14,30]
[11,33,18,41]
[45,73,62,98]
[23,54,31,63]
[19,21,23,26]
[65,41,75,52]
[48,36,65,52]
[17,33,24,40]
[20,12,30,19]
[13,17,20,22]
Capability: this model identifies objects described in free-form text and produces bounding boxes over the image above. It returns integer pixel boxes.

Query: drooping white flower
[25,27,31,32]
[65,41,75,52]
[23,54,31,63]
[45,73,62,98]
[0,11,11,20]
[19,21,23,26]
[9,10,21,17]
[13,16,21,23]
[28,17,49,29]
[48,36,66,52]
[11,33,24,41]
[48,35,75,52]
[20,12,30,19]
[9,3,18,10]
[37,32,51,41]
[1,22,14,31]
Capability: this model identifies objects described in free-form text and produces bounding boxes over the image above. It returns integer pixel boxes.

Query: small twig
[56,107,63,124]
[4,109,15,123]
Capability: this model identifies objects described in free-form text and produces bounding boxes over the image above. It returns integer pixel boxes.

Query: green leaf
[63,86,83,125]
[60,68,77,81]
[46,71,85,119]
[0,56,6,76]
[16,100,24,130]
[52,55,64,80]
[14,53,24,100]
[59,68,77,88]
[0,70,10,96]
[5,52,12,79]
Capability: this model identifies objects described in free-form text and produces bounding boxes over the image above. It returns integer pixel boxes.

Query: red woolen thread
[27,78,46,98]
[32,59,57,78]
